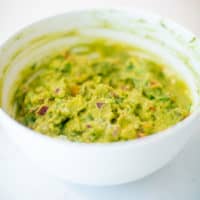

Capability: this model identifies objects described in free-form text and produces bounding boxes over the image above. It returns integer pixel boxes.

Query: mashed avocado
[12,39,191,143]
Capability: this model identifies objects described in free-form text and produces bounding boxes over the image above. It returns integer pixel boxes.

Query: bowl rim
[0,8,200,149]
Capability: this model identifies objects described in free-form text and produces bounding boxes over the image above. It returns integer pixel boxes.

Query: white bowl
[0,9,200,186]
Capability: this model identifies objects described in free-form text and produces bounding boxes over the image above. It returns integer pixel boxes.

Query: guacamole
[12,39,191,143]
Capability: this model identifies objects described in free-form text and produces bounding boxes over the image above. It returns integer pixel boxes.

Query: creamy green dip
[12,39,192,143]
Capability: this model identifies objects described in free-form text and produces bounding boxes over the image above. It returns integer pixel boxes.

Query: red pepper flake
[64,51,70,59]
[137,132,146,138]
[38,106,48,115]
[149,106,156,111]
[55,88,60,94]
[70,85,79,96]
[149,80,160,88]
[86,124,92,128]
[111,92,119,98]
[96,102,104,109]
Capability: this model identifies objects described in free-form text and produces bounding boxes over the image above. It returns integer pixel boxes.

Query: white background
[0,0,200,199]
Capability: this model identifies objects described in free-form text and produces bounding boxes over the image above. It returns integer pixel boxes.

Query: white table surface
[0,0,200,199]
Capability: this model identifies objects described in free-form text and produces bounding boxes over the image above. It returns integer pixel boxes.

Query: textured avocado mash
[12,39,191,143]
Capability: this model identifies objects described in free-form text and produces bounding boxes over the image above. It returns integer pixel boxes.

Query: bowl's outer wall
[0,108,198,186]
